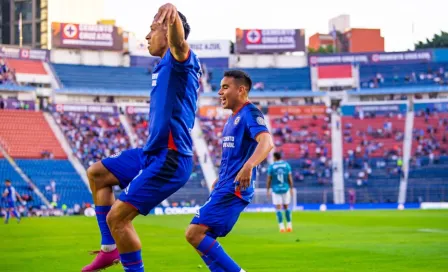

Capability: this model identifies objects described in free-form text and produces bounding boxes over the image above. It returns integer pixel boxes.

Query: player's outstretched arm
[288,173,294,197]
[235,133,274,190]
[155,3,190,61]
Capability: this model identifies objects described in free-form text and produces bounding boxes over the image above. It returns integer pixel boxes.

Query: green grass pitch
[1,210,447,271]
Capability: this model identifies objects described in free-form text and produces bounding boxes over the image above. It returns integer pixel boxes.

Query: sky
[95,0,448,52]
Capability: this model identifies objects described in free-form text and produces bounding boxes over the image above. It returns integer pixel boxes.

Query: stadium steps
[15,159,91,208]
[43,112,90,189]
[0,110,66,159]
[0,145,50,208]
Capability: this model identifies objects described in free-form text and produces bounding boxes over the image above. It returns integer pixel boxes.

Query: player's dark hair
[223,70,252,92]
[273,152,282,160]
[5,179,11,183]
[177,11,190,40]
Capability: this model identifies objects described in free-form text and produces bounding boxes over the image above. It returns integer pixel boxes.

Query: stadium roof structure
[55,88,149,97]
[350,85,448,95]
[0,84,36,92]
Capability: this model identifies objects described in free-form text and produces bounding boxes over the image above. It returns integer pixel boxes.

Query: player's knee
[87,162,109,188]
[185,225,203,246]
[106,208,124,232]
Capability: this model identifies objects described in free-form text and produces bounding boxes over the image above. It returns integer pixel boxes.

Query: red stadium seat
[0,110,66,159]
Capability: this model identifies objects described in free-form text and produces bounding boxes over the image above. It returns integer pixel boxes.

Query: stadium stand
[5,59,47,75]
[342,107,405,203]
[0,110,66,159]
[52,64,151,91]
[52,111,131,168]
[0,159,42,208]
[208,68,311,91]
[360,62,448,89]
[407,105,448,202]
[15,159,91,208]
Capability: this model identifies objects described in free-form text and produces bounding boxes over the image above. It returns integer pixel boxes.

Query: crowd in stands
[199,115,226,167]
[362,66,448,89]
[343,111,405,187]
[411,108,448,166]
[0,58,17,85]
[53,112,131,168]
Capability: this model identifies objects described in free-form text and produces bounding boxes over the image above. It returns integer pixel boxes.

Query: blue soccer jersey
[143,49,202,156]
[4,186,17,203]
[268,161,292,194]
[214,102,269,202]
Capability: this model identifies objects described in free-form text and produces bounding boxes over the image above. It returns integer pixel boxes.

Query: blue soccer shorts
[7,201,15,209]
[102,148,193,215]
[191,189,249,238]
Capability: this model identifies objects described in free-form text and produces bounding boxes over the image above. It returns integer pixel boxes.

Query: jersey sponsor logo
[195,209,200,218]
[234,116,241,125]
[256,116,266,126]
[109,151,122,158]
[222,136,235,148]
[152,73,158,87]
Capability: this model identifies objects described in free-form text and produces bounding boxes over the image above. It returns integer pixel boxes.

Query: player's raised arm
[236,133,274,190]
[155,3,190,62]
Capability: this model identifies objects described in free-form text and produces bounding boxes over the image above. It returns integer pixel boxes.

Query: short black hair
[177,11,190,40]
[5,179,11,183]
[223,70,252,92]
[273,152,282,160]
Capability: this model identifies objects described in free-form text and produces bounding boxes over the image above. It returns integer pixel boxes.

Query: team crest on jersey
[234,116,241,125]
[109,151,122,158]
[256,116,266,126]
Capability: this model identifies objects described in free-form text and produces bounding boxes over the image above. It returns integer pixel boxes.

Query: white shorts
[272,190,291,206]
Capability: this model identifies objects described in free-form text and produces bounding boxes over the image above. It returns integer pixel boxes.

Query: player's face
[5,181,11,187]
[218,76,243,110]
[146,21,168,57]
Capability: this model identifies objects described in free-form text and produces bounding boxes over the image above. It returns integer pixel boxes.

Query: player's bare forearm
[245,133,274,168]
[167,9,189,61]
[288,173,294,188]
[266,176,271,190]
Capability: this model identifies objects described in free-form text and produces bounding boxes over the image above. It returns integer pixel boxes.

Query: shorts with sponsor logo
[191,189,249,238]
[102,148,192,215]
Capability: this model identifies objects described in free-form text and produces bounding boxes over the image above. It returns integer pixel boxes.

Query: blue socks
[5,210,10,223]
[285,209,291,223]
[120,250,144,272]
[95,206,115,246]
[200,254,225,272]
[197,235,241,272]
[276,209,283,224]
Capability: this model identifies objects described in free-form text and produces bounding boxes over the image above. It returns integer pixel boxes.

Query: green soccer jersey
[268,160,291,194]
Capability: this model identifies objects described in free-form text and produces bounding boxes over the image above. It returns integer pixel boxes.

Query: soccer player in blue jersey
[267,152,294,232]
[185,70,274,272]
[3,179,23,224]
[82,3,201,272]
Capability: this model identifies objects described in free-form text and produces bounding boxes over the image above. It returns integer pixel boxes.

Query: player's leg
[187,192,248,272]
[82,149,143,272]
[4,207,11,224]
[109,149,193,272]
[272,193,285,232]
[12,206,20,223]
[106,200,143,272]
[283,190,293,232]
[185,225,228,272]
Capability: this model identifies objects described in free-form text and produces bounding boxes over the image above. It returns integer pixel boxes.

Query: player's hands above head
[235,163,253,190]
[155,3,178,25]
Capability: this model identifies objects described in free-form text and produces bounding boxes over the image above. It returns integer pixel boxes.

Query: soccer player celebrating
[82,3,201,272]
[267,152,294,232]
[3,179,24,224]
[185,70,274,272]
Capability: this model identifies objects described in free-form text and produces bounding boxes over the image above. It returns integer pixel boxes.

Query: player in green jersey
[267,152,294,232]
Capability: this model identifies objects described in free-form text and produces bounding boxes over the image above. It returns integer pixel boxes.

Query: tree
[415,31,448,49]
[308,44,335,54]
